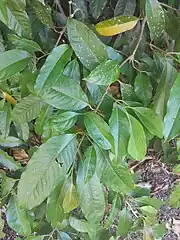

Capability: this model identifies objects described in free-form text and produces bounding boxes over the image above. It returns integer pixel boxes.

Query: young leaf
[164,73,180,140]
[89,0,107,19]
[67,18,108,70]
[114,0,136,16]
[83,60,120,86]
[12,95,42,124]
[69,217,88,233]
[95,16,138,36]
[83,146,96,183]
[0,149,21,171]
[63,183,78,213]
[0,136,23,147]
[169,183,180,208]
[7,196,31,236]
[84,112,114,150]
[63,59,80,82]
[132,107,163,138]
[0,50,31,81]
[128,114,147,160]
[146,0,165,39]
[18,135,75,209]
[134,73,152,106]
[117,207,133,237]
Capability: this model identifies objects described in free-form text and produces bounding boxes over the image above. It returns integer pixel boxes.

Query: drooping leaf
[0,136,23,147]
[0,50,31,81]
[95,16,138,36]
[89,0,107,19]
[63,59,80,83]
[67,18,108,70]
[132,107,163,138]
[117,207,133,237]
[0,149,21,171]
[84,111,114,150]
[12,95,42,124]
[134,72,152,106]
[169,183,180,208]
[63,183,78,213]
[7,195,31,236]
[18,135,75,209]
[146,0,165,39]
[0,103,12,138]
[69,217,88,233]
[114,0,136,16]
[164,73,180,140]
[83,60,120,86]
[128,114,147,160]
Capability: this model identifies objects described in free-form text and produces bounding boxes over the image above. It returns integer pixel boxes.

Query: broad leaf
[83,60,120,86]
[89,0,107,19]
[0,171,16,197]
[169,183,180,208]
[117,207,133,237]
[134,73,152,106]
[95,16,138,36]
[69,217,88,233]
[114,0,136,16]
[0,50,31,81]
[132,107,163,138]
[128,114,147,160]
[63,59,80,82]
[12,95,42,123]
[0,136,23,147]
[0,149,21,171]
[7,196,31,236]
[0,103,11,138]
[17,135,75,209]
[67,18,108,70]
[84,111,114,150]
[146,0,165,39]
[14,122,29,142]
[164,73,180,140]
[63,183,78,213]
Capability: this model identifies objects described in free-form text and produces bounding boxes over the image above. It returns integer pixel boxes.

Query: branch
[160,2,179,13]
[55,27,66,47]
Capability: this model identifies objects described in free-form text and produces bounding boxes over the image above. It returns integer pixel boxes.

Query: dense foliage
[0,0,179,239]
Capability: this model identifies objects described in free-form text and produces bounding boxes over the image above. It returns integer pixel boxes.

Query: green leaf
[109,104,129,160]
[89,0,107,19]
[18,135,75,209]
[128,114,147,160]
[84,112,114,150]
[117,207,133,237]
[8,34,42,53]
[63,183,78,213]
[0,103,12,138]
[134,73,152,106]
[83,60,120,86]
[7,195,31,236]
[164,73,180,140]
[78,173,105,223]
[120,82,139,101]
[153,223,166,239]
[0,50,31,81]
[25,237,45,240]
[95,16,138,36]
[146,0,165,39]
[12,95,42,124]
[0,136,23,147]
[14,122,29,142]
[0,212,5,238]
[169,183,180,208]
[59,231,72,240]
[135,196,163,210]
[83,146,96,183]
[46,184,64,227]
[132,107,163,138]
[72,0,88,21]
[141,206,157,225]
[173,164,180,174]
[63,59,80,83]
[114,0,136,16]
[0,149,21,171]
[69,217,88,233]
[0,172,16,197]
[67,18,108,70]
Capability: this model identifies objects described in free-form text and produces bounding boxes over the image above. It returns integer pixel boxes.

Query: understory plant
[0,0,179,239]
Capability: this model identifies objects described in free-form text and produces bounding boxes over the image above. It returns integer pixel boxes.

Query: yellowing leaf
[63,183,78,213]
[95,16,138,36]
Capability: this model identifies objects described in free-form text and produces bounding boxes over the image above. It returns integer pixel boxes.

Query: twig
[95,86,110,112]
[55,27,66,47]
[160,2,179,12]
[55,0,66,16]
[126,201,139,219]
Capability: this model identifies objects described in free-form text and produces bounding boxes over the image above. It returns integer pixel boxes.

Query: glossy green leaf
[59,231,72,240]
[12,95,42,124]
[164,73,180,140]
[0,103,11,138]
[83,146,96,183]
[120,82,138,101]
[0,149,21,171]
[72,0,88,21]
[128,114,147,160]
[7,195,31,236]
[0,172,16,197]
[14,122,29,142]
[78,173,105,223]
[89,0,107,19]
[0,136,23,147]
[146,0,165,39]
[169,183,180,208]
[18,135,75,209]
[63,183,78,213]
[8,34,42,53]
[84,111,114,150]
[134,73,152,106]
[117,207,133,237]
[95,16,138,36]
[67,18,108,70]
[109,104,129,160]
[69,217,88,233]
[0,50,31,81]
[132,107,163,138]
[83,60,120,86]
[63,59,80,82]
[114,0,136,16]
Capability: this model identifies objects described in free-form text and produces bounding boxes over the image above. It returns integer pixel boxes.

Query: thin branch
[126,201,139,219]
[95,86,110,112]
[160,2,179,12]
[54,0,66,16]
[55,27,66,47]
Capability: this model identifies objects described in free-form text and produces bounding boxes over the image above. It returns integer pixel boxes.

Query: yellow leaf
[63,183,78,213]
[95,16,138,36]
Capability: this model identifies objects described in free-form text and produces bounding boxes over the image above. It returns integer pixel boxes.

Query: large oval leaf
[89,0,107,19]
[17,135,76,209]
[0,136,23,147]
[114,0,136,16]
[117,207,133,237]
[95,16,138,36]
[0,149,21,171]
[0,50,31,81]
[67,18,108,70]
